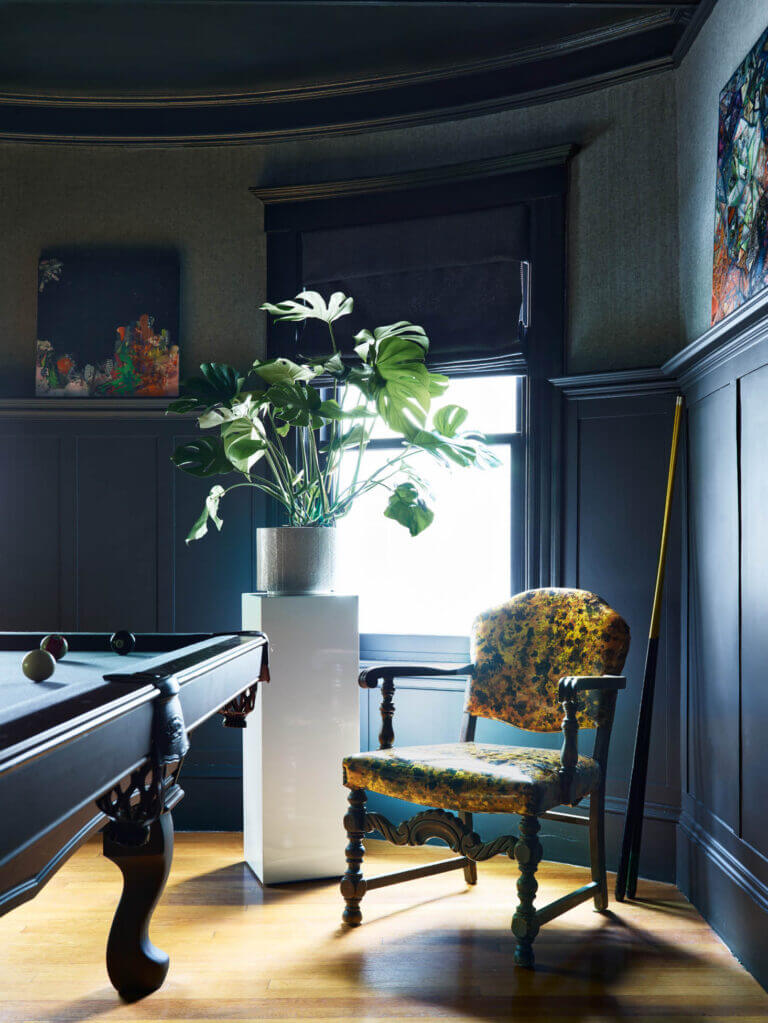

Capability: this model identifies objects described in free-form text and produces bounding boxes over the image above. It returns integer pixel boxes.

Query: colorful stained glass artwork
[713,26,768,325]
[35,248,180,397]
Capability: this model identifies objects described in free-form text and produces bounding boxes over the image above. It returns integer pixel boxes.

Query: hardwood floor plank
[0,835,765,1022]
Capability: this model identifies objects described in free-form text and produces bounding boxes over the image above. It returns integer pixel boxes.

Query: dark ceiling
[0,0,716,143]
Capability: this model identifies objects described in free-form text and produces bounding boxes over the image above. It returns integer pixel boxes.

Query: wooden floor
[1,834,767,1022]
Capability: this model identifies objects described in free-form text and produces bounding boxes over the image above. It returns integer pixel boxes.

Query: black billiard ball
[40,634,68,661]
[23,648,56,682]
[110,631,136,655]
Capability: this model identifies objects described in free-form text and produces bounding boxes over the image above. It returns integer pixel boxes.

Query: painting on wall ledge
[36,247,180,397]
[713,25,768,325]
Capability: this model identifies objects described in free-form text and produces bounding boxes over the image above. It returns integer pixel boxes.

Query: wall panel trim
[663,289,768,395]
[550,367,679,399]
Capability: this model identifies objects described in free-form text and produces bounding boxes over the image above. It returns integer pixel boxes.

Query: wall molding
[662,289,768,392]
[678,810,768,990]
[0,398,178,420]
[550,367,679,399]
[0,11,697,145]
[679,811,768,915]
[252,147,575,206]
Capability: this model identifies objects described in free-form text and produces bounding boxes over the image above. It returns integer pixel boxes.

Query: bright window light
[335,376,520,636]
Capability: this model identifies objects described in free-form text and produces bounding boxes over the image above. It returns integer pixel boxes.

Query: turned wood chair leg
[340,788,367,926]
[511,814,542,968]
[589,782,609,911]
[459,812,478,884]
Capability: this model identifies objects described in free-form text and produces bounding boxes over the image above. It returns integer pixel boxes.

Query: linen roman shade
[271,204,529,372]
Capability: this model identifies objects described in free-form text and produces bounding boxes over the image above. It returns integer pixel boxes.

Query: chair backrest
[467,588,630,732]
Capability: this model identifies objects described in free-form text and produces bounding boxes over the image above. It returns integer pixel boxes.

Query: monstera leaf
[261,291,353,325]
[354,321,429,362]
[252,358,317,385]
[266,382,323,428]
[384,482,434,537]
[433,404,469,438]
[171,437,231,477]
[370,337,433,433]
[186,484,226,544]
[221,418,267,473]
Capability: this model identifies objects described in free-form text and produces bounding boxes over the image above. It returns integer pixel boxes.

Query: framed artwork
[713,26,768,325]
[36,247,180,397]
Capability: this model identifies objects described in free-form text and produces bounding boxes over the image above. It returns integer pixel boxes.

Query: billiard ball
[110,631,136,655]
[22,648,56,683]
[40,634,68,661]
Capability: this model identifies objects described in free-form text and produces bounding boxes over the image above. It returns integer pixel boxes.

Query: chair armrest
[557,676,626,798]
[358,663,473,689]
[359,663,473,750]
[557,675,626,701]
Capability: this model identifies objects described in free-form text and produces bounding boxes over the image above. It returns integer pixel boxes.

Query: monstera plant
[168,292,498,546]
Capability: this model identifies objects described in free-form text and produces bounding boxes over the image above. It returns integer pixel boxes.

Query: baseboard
[678,813,768,992]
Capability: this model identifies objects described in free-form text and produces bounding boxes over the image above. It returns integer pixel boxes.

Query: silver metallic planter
[256,526,337,595]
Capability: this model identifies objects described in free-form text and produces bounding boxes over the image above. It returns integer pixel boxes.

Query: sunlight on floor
[1,835,766,1023]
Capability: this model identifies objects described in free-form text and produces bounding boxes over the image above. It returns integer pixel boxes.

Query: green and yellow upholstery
[468,588,630,731]
[340,587,630,966]
[343,742,601,815]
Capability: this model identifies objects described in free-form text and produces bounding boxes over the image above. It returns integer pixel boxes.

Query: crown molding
[550,367,679,399]
[0,12,673,109]
[251,147,576,205]
[0,12,689,145]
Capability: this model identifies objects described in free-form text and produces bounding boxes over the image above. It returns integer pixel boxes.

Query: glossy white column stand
[242,593,359,884]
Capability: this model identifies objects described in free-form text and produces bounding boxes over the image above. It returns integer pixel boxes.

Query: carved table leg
[511,814,542,968]
[103,812,174,1002]
[340,788,367,926]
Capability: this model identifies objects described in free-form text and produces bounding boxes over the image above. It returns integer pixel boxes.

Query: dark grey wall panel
[0,435,63,629]
[172,435,255,633]
[739,366,768,853]
[666,302,768,995]
[0,408,260,832]
[686,385,739,832]
[575,403,681,811]
[76,434,159,632]
[556,380,682,882]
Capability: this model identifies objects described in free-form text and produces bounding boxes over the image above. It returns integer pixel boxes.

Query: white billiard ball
[22,648,56,683]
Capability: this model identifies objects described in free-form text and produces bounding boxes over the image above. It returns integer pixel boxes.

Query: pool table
[0,630,269,1001]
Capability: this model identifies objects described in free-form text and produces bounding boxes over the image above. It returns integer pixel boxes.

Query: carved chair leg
[511,814,542,968]
[589,782,608,911]
[340,788,367,927]
[459,812,478,884]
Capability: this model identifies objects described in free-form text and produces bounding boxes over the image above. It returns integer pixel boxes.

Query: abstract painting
[36,247,180,397]
[713,25,768,324]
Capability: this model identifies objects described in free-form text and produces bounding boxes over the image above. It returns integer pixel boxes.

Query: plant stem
[308,425,331,521]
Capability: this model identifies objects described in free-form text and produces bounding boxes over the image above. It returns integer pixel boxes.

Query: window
[335,375,524,645]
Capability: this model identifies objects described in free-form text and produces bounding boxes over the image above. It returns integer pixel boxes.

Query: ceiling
[0,0,716,144]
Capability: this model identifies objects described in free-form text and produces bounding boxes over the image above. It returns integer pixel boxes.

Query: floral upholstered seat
[343,742,601,815]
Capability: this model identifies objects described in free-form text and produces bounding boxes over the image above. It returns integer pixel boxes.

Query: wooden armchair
[340,588,629,968]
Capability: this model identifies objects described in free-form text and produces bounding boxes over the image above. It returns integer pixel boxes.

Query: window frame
[329,371,525,660]
[253,148,572,656]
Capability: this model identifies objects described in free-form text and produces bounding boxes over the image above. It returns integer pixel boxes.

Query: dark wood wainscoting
[664,290,768,991]
[0,400,261,829]
[554,370,682,881]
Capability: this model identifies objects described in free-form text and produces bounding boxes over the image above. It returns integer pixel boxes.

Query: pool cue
[615,394,684,902]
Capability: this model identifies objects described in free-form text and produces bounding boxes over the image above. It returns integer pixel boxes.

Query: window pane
[344,373,519,440]
[335,444,513,636]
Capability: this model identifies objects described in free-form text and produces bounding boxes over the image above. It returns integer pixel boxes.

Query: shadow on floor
[162,860,339,906]
[328,909,716,1021]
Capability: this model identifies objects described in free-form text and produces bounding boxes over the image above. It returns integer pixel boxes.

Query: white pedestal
[242,593,359,884]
